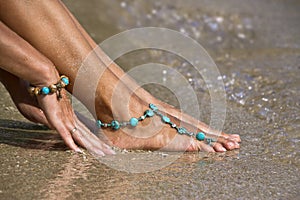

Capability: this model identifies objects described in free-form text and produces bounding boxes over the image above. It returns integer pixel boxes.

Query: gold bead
[34,87,40,96]
[49,84,57,93]
[28,87,35,95]
[60,75,68,79]
[59,80,66,88]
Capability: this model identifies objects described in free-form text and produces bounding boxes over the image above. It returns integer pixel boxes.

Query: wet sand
[0,0,299,199]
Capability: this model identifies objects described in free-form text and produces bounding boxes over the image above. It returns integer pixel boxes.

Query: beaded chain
[28,75,69,100]
[96,103,216,145]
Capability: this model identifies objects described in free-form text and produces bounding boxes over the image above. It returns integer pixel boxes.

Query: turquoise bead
[111,120,120,130]
[41,87,50,95]
[177,127,187,134]
[162,116,170,123]
[149,103,158,111]
[96,120,102,128]
[61,77,69,85]
[129,117,138,127]
[144,110,154,117]
[196,132,205,141]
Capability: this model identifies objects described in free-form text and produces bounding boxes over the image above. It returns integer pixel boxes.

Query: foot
[4,77,115,156]
[91,63,241,153]
[5,78,51,126]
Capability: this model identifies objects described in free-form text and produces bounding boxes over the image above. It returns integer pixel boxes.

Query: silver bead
[171,123,177,128]
[188,132,194,136]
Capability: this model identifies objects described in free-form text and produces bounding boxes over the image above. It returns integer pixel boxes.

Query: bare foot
[1,72,115,156]
[3,76,50,126]
[91,63,241,153]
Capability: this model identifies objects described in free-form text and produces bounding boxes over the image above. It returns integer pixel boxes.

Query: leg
[0,0,240,152]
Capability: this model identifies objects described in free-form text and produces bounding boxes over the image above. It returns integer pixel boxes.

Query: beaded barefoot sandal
[96,103,216,145]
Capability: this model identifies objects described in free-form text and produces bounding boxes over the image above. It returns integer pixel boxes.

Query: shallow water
[0,0,299,199]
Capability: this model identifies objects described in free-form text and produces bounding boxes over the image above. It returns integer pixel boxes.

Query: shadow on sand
[0,119,66,151]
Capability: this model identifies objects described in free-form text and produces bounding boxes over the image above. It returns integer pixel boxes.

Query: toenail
[228,142,234,147]
[221,147,227,152]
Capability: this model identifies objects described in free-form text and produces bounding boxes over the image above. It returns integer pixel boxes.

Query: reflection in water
[40,154,89,200]
[97,149,240,173]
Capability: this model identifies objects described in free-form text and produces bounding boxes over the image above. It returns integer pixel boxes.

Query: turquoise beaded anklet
[96,103,216,146]
[28,75,69,100]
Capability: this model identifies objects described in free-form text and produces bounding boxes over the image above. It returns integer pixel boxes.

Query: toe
[229,134,241,142]
[228,140,240,150]
[186,140,215,152]
[217,137,239,150]
[198,141,215,152]
[221,132,241,143]
[212,142,227,152]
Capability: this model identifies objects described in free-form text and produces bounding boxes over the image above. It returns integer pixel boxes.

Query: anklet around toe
[96,103,216,145]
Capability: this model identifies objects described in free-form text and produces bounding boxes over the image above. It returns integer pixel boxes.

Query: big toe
[217,137,240,150]
[186,140,215,152]
[212,142,227,152]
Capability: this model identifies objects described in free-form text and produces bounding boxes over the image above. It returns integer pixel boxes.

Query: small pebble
[237,33,246,39]
[120,2,126,8]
